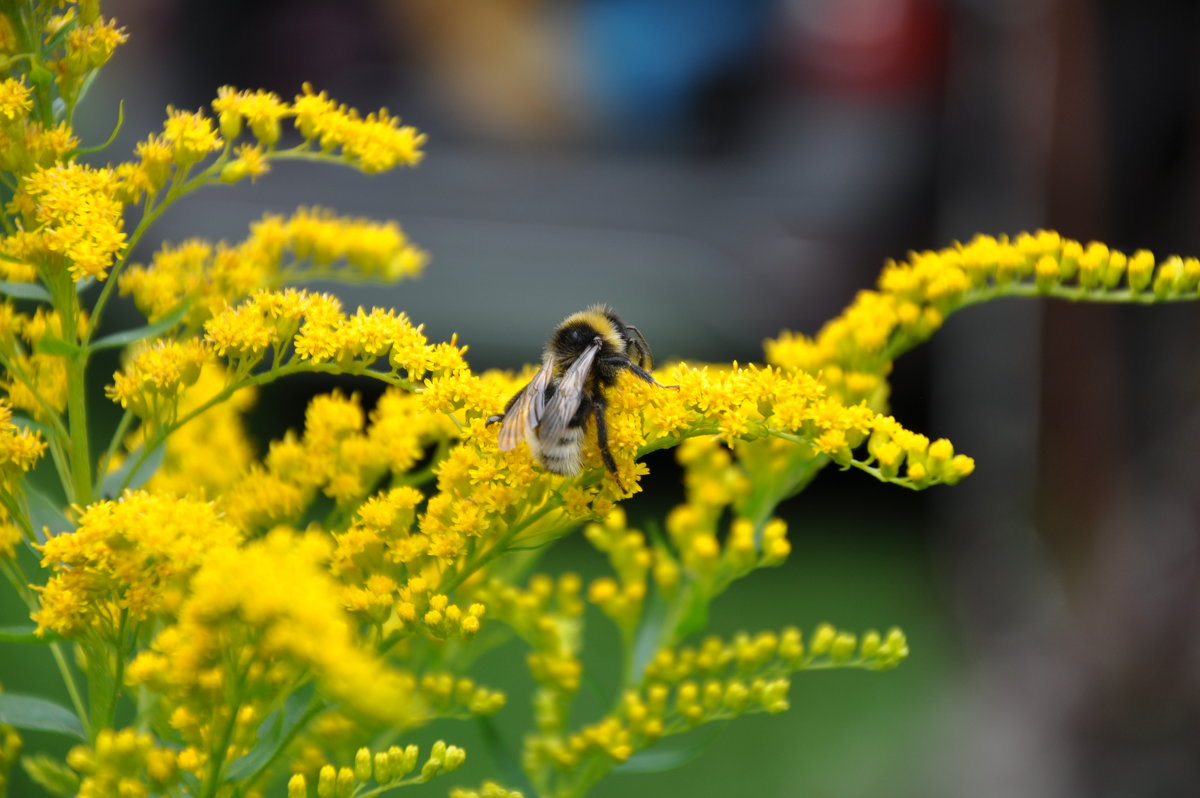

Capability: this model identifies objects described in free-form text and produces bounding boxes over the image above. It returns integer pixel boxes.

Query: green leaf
[0,281,52,303]
[631,590,670,679]
[0,624,64,644]
[11,414,55,438]
[35,334,82,357]
[20,753,81,797]
[99,442,164,499]
[44,17,78,51]
[226,692,316,783]
[0,693,86,739]
[91,300,190,351]
[24,481,73,542]
[476,716,534,795]
[674,584,710,639]
[75,100,125,157]
[72,69,101,111]
[225,707,284,781]
[613,724,727,775]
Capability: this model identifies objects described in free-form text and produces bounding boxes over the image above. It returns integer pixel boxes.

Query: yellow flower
[16,162,127,280]
[212,87,287,145]
[161,107,222,165]
[34,492,243,637]
[62,16,127,73]
[292,84,426,173]
[0,78,32,122]
[106,339,208,418]
[0,399,47,489]
[128,529,418,729]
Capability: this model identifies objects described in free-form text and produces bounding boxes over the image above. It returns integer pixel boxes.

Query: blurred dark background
[5,0,1200,795]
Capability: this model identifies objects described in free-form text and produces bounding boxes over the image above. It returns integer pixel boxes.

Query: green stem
[85,159,228,340]
[49,641,91,739]
[116,362,414,494]
[64,353,91,505]
[0,557,92,738]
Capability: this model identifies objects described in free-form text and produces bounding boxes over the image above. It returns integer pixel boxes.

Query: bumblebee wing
[536,339,601,447]
[498,357,554,452]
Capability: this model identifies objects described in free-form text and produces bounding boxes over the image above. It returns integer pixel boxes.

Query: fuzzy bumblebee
[489,305,672,489]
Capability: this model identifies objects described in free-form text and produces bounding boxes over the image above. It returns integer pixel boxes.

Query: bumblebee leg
[591,393,625,492]
[623,325,654,370]
[487,384,528,425]
[625,361,677,389]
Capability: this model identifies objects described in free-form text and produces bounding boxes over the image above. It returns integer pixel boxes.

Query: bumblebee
[489,304,672,489]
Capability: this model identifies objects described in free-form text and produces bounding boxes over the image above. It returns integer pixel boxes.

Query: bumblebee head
[550,306,623,360]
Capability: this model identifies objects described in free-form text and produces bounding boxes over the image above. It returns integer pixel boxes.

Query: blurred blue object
[578,0,772,138]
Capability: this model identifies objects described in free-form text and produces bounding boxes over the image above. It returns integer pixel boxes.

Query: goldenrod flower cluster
[4,5,1197,798]
[418,672,506,718]
[0,399,45,491]
[0,304,72,421]
[119,207,427,325]
[451,782,525,798]
[66,728,177,798]
[766,230,1200,393]
[33,491,242,637]
[8,162,127,281]
[124,530,418,770]
[290,83,427,173]
[287,740,464,798]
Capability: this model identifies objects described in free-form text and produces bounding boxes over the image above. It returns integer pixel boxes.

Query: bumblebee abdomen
[536,426,584,475]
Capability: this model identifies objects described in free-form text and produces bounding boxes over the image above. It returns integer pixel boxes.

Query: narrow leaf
[0,624,63,644]
[613,724,726,774]
[35,334,82,357]
[24,482,73,542]
[44,17,78,51]
[72,69,101,111]
[11,415,55,438]
[75,100,125,156]
[99,443,164,498]
[91,300,190,351]
[0,281,52,302]
[0,693,86,739]
[226,708,285,780]
[227,692,316,783]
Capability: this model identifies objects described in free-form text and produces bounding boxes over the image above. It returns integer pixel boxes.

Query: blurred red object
[779,0,947,94]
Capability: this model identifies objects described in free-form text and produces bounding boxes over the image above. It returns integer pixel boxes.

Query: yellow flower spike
[1153,255,1183,298]
[335,766,355,798]
[288,773,307,798]
[354,748,372,783]
[1181,257,1200,291]
[761,678,791,713]
[220,144,269,184]
[161,107,222,166]
[1127,248,1155,292]
[860,630,882,659]
[1034,254,1060,291]
[809,623,836,656]
[1103,249,1127,289]
[830,632,858,662]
